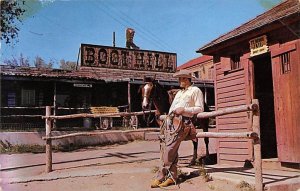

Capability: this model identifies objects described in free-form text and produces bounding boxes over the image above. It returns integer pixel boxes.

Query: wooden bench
[90,106,138,129]
[90,106,120,130]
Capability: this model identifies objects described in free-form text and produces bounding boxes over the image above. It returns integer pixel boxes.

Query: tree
[60,59,77,70]
[3,53,30,67]
[34,56,54,68]
[1,0,25,44]
[19,53,30,67]
[4,57,18,66]
[34,56,45,68]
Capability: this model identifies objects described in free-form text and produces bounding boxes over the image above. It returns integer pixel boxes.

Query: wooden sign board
[249,35,269,57]
[81,44,177,72]
[73,83,93,88]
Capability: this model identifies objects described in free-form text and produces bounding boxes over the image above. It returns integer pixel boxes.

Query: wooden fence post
[252,99,263,191]
[45,106,52,173]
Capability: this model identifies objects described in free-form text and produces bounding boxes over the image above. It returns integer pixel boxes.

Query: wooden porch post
[128,82,131,112]
[252,99,263,191]
[53,82,57,129]
[45,106,52,173]
[204,87,207,104]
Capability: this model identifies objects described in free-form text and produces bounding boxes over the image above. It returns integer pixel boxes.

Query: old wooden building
[177,55,214,81]
[1,45,214,130]
[177,55,215,107]
[197,0,300,165]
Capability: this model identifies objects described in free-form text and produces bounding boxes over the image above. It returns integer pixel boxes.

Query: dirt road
[2,140,242,191]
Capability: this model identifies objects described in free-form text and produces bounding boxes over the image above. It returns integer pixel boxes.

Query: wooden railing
[42,100,262,191]
[195,99,262,191]
[42,108,158,172]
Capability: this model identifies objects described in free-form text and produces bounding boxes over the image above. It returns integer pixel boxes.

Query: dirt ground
[4,162,239,191]
[2,141,254,191]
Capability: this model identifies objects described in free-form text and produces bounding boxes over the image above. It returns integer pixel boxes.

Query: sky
[1,0,282,68]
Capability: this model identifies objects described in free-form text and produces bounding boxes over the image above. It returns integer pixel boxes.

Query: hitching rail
[42,109,157,173]
[43,100,262,191]
[195,99,262,191]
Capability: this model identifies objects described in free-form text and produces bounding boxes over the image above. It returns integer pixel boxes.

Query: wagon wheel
[122,116,130,128]
[99,117,112,130]
[143,111,155,127]
[130,115,138,129]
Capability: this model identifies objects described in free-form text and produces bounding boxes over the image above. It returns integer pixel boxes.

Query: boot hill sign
[81,44,176,72]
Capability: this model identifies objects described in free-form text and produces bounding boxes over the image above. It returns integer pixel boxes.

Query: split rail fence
[42,99,262,191]
[195,99,262,191]
[42,109,158,170]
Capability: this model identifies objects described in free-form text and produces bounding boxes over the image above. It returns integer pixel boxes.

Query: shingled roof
[177,55,212,70]
[0,65,213,87]
[197,0,300,53]
[0,65,175,82]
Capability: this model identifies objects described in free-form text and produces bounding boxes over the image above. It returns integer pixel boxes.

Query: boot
[150,179,161,188]
[158,178,175,187]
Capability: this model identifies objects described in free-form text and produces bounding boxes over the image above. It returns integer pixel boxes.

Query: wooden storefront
[197,0,300,165]
[1,45,214,130]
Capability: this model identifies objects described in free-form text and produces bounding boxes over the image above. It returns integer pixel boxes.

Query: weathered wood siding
[270,39,300,163]
[215,58,252,166]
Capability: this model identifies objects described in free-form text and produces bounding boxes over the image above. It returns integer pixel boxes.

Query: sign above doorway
[249,35,269,57]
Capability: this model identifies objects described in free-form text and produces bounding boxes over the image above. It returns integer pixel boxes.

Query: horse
[141,76,211,165]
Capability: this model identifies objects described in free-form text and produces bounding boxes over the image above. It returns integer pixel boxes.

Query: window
[38,92,44,106]
[21,89,35,106]
[194,71,199,78]
[230,55,241,70]
[280,52,291,74]
[7,92,16,107]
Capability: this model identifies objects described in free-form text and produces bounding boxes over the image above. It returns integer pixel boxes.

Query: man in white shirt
[151,70,204,188]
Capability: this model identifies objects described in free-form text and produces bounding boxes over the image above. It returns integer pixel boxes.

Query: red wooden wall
[214,55,253,166]
[270,39,300,163]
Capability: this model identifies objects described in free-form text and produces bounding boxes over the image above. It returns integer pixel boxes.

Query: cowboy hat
[173,69,195,78]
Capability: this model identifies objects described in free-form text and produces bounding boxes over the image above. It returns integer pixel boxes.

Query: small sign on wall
[249,35,269,57]
[73,84,93,88]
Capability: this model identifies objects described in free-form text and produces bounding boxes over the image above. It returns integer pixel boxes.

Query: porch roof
[0,65,214,88]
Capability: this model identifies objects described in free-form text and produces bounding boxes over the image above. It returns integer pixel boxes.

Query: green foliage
[1,0,25,44]
[257,0,283,10]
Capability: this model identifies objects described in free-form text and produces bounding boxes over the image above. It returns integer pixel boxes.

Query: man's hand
[174,107,185,115]
[159,115,167,121]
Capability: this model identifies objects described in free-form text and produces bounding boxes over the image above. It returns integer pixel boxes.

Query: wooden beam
[45,106,52,173]
[128,82,131,112]
[252,99,263,191]
[1,115,43,118]
[197,103,258,118]
[53,82,57,129]
[196,131,258,139]
[1,106,46,109]
[42,110,157,120]
[42,128,160,140]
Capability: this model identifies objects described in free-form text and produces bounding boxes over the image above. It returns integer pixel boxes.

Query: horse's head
[141,76,156,110]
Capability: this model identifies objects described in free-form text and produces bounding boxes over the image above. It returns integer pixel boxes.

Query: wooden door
[271,41,300,163]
